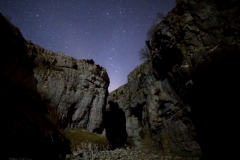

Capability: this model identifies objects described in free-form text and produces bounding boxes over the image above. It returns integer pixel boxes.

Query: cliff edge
[1,13,109,159]
[108,0,240,159]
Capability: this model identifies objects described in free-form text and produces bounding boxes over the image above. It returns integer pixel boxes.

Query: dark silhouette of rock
[0,13,72,159]
[108,0,240,159]
[0,13,109,159]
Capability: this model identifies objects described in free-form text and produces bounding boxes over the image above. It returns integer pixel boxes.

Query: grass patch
[62,128,109,148]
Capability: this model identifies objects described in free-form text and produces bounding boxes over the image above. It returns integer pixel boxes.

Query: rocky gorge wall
[108,60,201,153]
[108,0,240,159]
[1,13,109,159]
[27,42,109,132]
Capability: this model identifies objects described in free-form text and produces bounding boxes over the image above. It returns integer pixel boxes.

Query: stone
[107,0,240,159]
[1,13,109,158]
[26,35,109,133]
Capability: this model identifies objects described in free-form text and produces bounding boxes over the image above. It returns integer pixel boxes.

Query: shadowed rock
[0,13,109,159]
[108,0,240,159]
[103,101,127,149]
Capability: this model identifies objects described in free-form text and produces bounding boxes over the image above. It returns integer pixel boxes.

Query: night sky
[0,0,176,92]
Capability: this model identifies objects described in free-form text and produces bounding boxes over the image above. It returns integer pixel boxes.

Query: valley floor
[66,147,201,160]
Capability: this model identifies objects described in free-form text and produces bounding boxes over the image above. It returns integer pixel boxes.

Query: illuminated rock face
[27,42,109,132]
[1,14,110,134]
[108,0,240,158]
[108,60,201,152]
[1,13,109,158]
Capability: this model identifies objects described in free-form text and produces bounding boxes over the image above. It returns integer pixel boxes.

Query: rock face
[1,13,69,159]
[108,61,200,152]
[27,42,109,132]
[108,0,240,159]
[1,13,109,158]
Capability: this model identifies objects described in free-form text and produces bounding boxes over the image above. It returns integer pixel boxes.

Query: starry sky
[0,0,176,92]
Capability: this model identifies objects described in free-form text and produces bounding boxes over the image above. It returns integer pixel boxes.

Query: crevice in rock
[62,102,77,128]
[103,101,127,149]
[152,45,183,80]
[131,103,145,122]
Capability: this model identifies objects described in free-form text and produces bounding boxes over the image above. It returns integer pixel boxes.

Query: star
[0,0,177,92]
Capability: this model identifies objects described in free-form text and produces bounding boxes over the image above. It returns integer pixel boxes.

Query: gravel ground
[65,147,201,160]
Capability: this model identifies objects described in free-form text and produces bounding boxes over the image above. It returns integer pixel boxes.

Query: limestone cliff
[27,42,109,132]
[1,13,109,158]
[108,60,200,153]
[108,0,240,158]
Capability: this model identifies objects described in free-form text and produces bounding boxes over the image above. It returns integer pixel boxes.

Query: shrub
[139,45,152,61]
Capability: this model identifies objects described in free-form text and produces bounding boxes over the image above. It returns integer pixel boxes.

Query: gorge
[2,0,240,159]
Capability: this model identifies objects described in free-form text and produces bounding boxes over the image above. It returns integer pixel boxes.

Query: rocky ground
[65,147,201,160]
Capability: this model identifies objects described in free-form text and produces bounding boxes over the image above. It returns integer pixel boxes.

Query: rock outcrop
[108,0,240,159]
[1,13,109,159]
[108,61,200,153]
[1,13,69,159]
[27,42,109,132]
